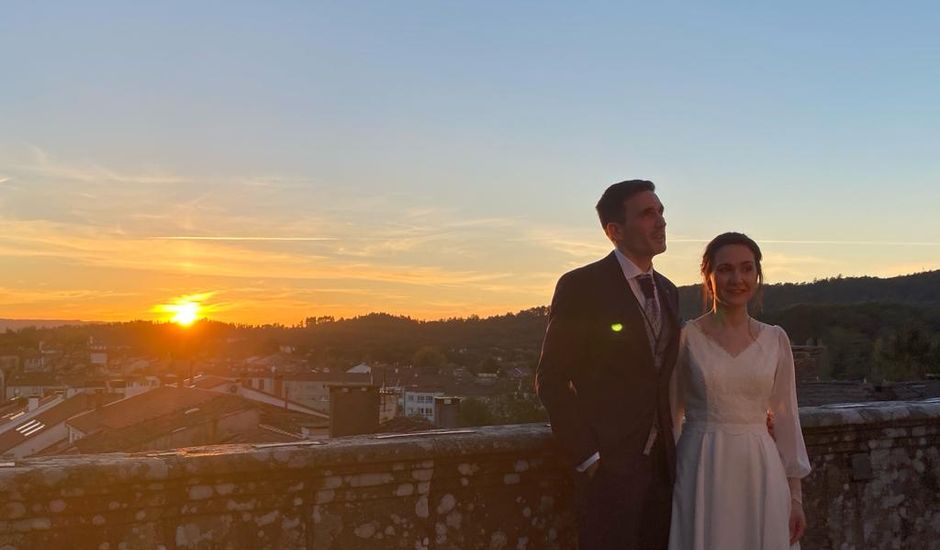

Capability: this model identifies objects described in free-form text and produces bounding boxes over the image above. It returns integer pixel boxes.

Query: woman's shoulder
[682,314,709,328]
[680,315,707,336]
[754,320,791,345]
[681,316,718,351]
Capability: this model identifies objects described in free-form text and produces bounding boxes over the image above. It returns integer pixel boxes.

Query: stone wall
[0,426,575,550]
[799,399,940,550]
[0,400,938,550]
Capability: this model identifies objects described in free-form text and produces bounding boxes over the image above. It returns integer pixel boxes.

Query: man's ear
[604,221,621,242]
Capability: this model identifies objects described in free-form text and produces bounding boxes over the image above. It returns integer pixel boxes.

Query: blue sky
[1,2,938,322]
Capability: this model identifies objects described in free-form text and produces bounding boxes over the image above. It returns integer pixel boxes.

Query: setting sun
[153,293,214,326]
[169,302,199,326]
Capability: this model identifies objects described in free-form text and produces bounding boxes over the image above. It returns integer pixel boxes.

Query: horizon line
[3,266,935,327]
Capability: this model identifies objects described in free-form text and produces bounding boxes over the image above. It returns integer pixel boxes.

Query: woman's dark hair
[700,232,764,312]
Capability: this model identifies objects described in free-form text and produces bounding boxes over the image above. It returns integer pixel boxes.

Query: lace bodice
[671,320,811,478]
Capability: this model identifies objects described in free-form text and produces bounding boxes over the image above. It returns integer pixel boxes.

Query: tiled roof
[0,394,60,425]
[66,387,330,454]
[67,387,229,434]
[282,372,372,384]
[257,407,329,434]
[185,375,329,419]
[187,375,235,390]
[5,374,62,387]
[69,389,256,453]
[0,393,119,454]
[376,416,435,434]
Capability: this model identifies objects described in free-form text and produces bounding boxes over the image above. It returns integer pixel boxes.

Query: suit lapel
[600,252,656,368]
[601,252,641,321]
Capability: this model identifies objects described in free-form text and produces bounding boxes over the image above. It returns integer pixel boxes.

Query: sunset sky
[2,3,939,324]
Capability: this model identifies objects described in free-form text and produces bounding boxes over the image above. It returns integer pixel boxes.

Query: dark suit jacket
[536,251,680,480]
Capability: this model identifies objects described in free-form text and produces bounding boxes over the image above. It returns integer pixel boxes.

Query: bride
[669,232,811,549]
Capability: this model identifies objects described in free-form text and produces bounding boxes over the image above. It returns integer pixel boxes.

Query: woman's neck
[710,304,750,329]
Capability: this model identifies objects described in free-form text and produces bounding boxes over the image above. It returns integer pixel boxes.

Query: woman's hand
[789,500,806,545]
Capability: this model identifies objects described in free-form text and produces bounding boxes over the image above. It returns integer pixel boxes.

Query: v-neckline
[688,319,765,360]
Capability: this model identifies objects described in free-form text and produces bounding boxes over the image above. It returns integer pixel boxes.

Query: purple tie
[636,274,662,337]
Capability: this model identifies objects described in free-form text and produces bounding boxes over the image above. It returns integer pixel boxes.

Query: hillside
[3,271,938,381]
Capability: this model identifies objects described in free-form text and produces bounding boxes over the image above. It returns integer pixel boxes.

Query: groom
[536,180,680,550]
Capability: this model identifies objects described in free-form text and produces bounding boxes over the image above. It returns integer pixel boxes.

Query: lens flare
[169,302,199,326]
[153,293,214,327]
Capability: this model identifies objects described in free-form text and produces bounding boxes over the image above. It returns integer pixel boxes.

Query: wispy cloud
[151,236,338,242]
[2,147,936,322]
[0,287,137,304]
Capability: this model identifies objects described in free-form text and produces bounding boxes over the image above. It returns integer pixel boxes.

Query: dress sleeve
[670,328,688,442]
[769,326,812,479]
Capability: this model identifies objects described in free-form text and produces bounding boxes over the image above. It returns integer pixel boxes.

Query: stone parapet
[0,426,575,550]
[799,399,940,550]
[0,400,938,549]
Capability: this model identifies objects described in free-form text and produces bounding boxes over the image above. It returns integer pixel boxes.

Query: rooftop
[0,393,119,455]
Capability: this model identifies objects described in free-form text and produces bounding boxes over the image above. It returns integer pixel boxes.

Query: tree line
[3,271,939,382]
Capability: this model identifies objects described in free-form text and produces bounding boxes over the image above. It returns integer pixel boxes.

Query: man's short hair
[595,179,656,227]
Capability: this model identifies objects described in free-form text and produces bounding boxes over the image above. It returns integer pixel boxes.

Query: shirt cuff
[576,452,600,472]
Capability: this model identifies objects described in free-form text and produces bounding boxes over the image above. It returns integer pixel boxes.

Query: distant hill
[678,270,940,320]
[676,270,940,381]
[3,270,938,381]
[0,319,88,331]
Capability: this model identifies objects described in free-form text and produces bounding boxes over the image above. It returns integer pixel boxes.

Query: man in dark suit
[536,180,680,550]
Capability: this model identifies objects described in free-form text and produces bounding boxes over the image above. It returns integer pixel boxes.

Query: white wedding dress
[668,320,811,550]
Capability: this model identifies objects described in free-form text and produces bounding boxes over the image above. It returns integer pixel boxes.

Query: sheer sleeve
[769,325,811,478]
[670,328,689,442]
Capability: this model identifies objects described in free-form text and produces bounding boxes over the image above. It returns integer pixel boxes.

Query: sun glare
[170,302,199,326]
[153,293,214,327]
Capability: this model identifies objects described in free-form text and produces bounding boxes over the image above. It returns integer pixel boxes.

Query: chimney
[27,396,39,412]
[434,396,462,429]
[329,385,379,438]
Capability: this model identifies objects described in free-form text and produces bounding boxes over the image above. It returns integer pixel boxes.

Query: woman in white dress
[669,232,811,550]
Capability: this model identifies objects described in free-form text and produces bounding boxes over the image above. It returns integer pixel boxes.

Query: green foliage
[822,326,873,380]
[458,398,496,426]
[872,324,940,381]
[458,394,547,427]
[760,301,940,381]
[412,346,446,372]
[473,356,500,375]
[5,271,940,382]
